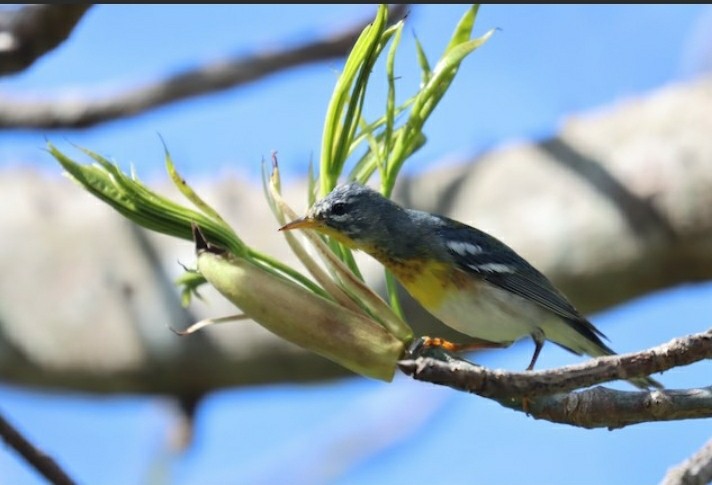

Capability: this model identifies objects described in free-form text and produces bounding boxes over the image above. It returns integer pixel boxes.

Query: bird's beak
[279,216,321,232]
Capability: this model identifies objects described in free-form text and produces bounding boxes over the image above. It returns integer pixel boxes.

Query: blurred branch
[0,411,77,485]
[0,5,92,76]
[662,438,712,485]
[399,329,712,429]
[0,4,407,129]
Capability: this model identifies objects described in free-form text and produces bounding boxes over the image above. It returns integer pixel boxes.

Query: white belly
[428,282,549,344]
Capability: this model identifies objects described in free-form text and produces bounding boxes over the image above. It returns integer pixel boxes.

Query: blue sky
[1,5,711,485]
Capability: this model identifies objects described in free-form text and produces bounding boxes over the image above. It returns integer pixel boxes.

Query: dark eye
[331,202,347,216]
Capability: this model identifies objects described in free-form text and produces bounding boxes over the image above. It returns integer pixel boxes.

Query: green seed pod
[196,238,405,382]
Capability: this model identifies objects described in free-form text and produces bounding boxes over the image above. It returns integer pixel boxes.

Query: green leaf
[413,33,432,86]
[175,270,208,307]
[319,5,387,194]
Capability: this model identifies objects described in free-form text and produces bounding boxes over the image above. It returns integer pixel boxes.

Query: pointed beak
[279,216,321,232]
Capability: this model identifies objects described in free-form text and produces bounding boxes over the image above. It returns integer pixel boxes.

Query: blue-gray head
[280,182,429,258]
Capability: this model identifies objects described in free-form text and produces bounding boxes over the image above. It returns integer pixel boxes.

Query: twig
[661,437,712,485]
[0,5,92,76]
[508,385,712,430]
[400,329,711,397]
[0,4,407,129]
[399,329,712,429]
[0,410,77,485]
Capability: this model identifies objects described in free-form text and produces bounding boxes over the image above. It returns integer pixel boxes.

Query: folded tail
[548,317,663,390]
[591,343,663,390]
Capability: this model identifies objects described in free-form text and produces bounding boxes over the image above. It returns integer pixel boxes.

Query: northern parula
[280,182,661,389]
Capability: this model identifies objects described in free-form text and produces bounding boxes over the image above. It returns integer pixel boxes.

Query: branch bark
[0,5,91,76]
[0,5,406,129]
[510,385,712,430]
[0,411,77,485]
[400,329,712,398]
[399,330,712,429]
[662,438,712,485]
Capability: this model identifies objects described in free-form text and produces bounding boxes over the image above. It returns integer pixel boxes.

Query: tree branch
[508,385,712,430]
[0,410,77,485]
[662,438,712,485]
[400,329,711,398]
[0,4,407,129]
[0,5,92,76]
[399,329,712,429]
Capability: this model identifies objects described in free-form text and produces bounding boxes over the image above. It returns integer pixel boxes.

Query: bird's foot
[408,336,512,362]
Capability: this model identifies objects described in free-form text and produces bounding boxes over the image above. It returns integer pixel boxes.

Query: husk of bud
[196,232,405,382]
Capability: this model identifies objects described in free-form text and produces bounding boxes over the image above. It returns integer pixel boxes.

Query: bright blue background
[1,5,711,484]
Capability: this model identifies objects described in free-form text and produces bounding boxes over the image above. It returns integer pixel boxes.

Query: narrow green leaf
[52,143,245,256]
[383,21,403,183]
[164,148,225,226]
[413,33,432,86]
[384,270,405,319]
[175,270,207,307]
[446,4,479,51]
[319,5,389,195]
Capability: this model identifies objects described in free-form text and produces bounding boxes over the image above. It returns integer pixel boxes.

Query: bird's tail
[547,318,663,390]
[590,342,663,390]
[629,376,664,390]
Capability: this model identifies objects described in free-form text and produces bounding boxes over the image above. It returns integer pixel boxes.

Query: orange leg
[416,336,512,353]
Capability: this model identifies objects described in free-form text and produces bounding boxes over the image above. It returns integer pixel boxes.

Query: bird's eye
[331,202,347,216]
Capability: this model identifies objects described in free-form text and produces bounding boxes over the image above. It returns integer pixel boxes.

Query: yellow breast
[381,257,474,310]
[328,234,474,311]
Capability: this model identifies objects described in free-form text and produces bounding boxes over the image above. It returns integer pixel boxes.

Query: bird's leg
[418,336,512,353]
[526,329,546,371]
[408,336,511,363]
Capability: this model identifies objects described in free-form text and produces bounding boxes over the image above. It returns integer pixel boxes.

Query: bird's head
[279,182,407,252]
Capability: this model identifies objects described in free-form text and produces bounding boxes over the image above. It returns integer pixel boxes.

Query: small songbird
[280,182,661,389]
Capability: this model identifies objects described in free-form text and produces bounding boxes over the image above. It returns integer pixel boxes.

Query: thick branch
[399,330,712,429]
[0,5,406,129]
[0,411,77,485]
[0,5,91,76]
[662,438,712,485]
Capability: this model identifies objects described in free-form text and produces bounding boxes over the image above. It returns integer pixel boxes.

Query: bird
[280,182,661,389]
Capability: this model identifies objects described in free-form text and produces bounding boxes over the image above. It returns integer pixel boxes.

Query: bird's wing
[433,216,607,340]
